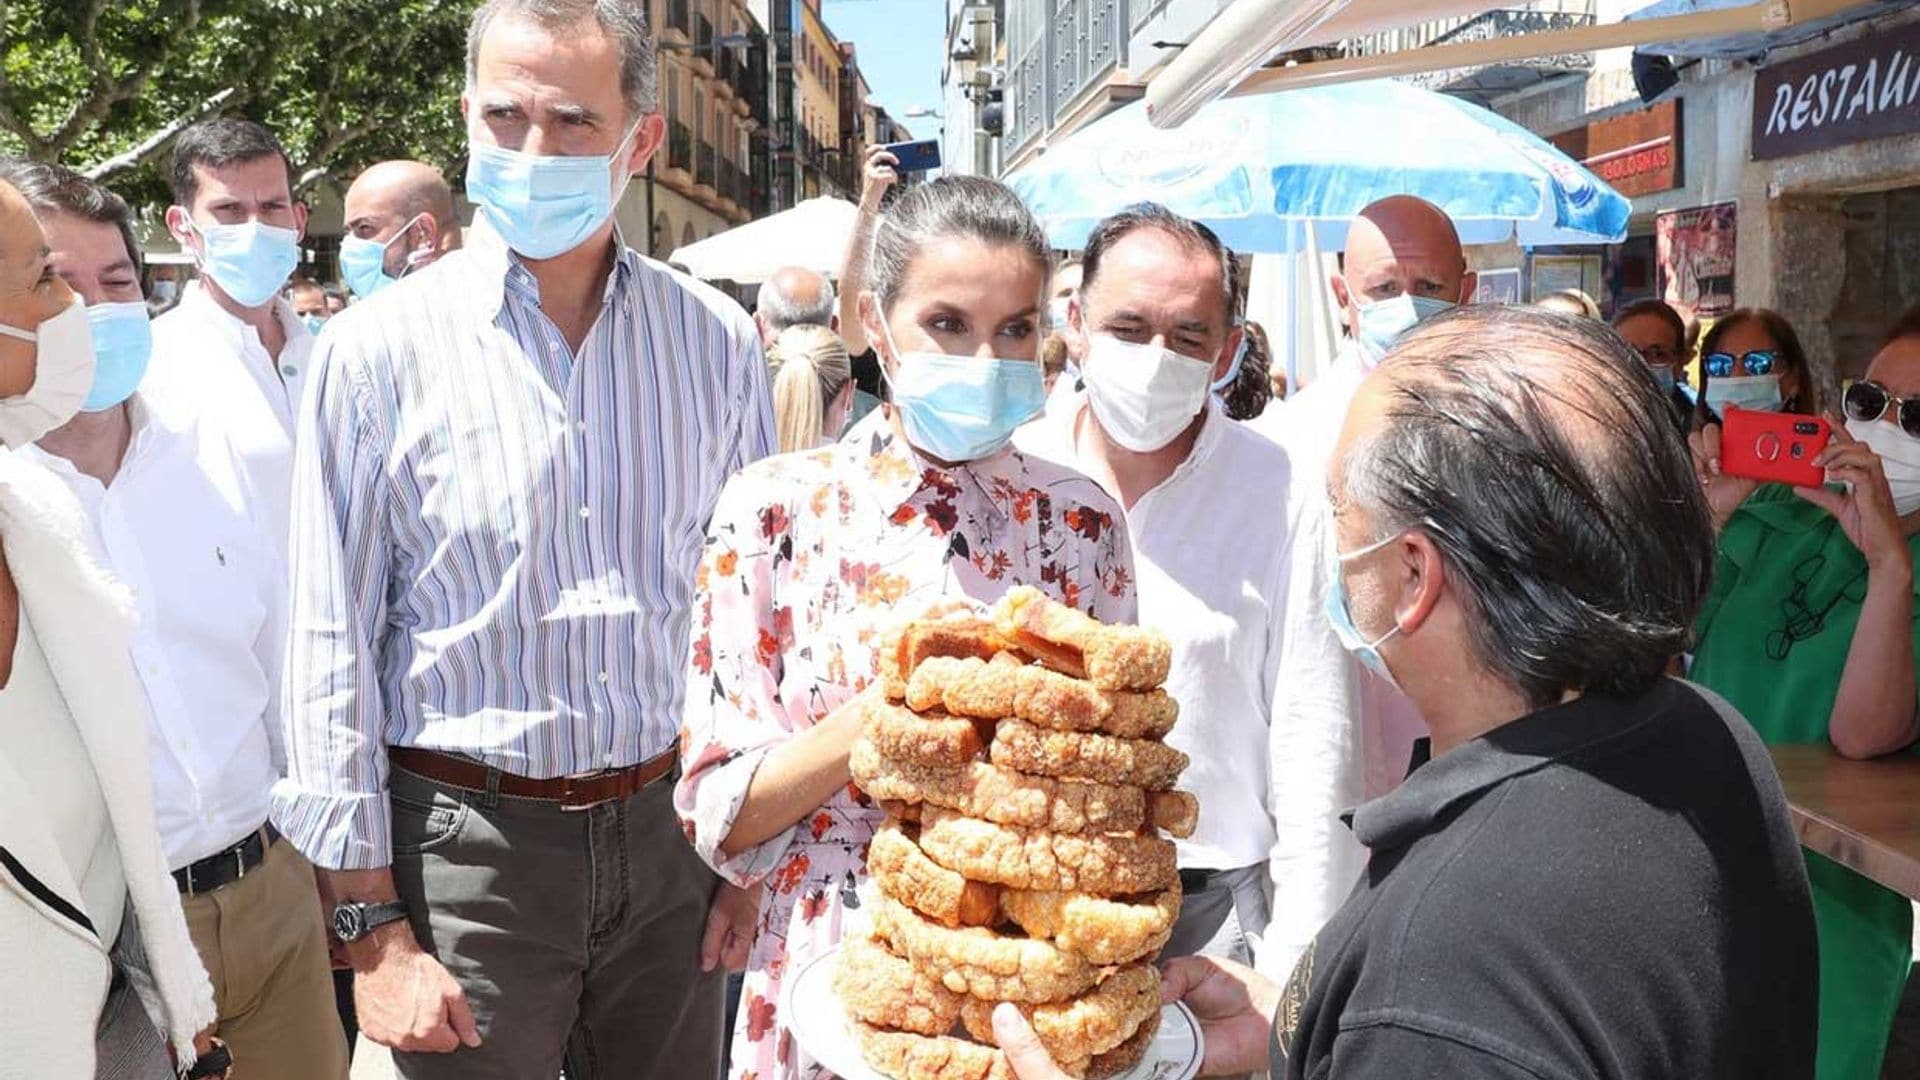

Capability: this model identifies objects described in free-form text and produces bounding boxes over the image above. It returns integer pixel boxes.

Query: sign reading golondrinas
[1751,21,1920,161]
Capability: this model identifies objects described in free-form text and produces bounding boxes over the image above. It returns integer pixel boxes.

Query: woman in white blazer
[0,178,216,1078]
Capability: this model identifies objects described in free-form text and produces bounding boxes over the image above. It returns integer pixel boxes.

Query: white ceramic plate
[782,944,1203,1080]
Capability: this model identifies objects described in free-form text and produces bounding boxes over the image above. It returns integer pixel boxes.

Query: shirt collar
[178,279,306,352]
[1344,679,1679,852]
[848,409,1017,524]
[466,215,639,319]
[1058,388,1226,497]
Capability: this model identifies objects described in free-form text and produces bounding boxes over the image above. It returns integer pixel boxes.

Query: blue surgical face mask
[81,301,152,412]
[1651,365,1677,394]
[1704,373,1783,414]
[1211,328,1248,394]
[879,320,1046,463]
[1324,528,1403,690]
[339,213,428,299]
[1355,293,1455,364]
[188,219,301,308]
[299,312,328,336]
[465,121,642,260]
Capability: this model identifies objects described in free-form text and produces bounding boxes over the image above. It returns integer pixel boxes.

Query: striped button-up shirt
[272,223,775,870]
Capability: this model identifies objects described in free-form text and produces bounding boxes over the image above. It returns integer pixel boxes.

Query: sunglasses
[1844,379,1920,438]
[1703,349,1777,378]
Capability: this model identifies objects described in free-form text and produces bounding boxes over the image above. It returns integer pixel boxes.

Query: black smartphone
[880,139,941,174]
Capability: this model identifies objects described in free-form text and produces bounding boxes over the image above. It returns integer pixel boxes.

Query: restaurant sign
[1751,21,1920,161]
[1549,100,1682,198]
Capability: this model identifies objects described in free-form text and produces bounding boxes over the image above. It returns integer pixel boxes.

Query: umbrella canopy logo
[1093,114,1247,194]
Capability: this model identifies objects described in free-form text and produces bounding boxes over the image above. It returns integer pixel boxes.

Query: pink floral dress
[675,413,1138,1079]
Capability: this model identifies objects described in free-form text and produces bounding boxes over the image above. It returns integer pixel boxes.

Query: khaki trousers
[181,835,349,1080]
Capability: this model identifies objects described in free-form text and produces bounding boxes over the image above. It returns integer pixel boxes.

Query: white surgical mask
[0,295,95,448]
[1081,333,1214,453]
[1847,417,1920,517]
[1704,374,1783,414]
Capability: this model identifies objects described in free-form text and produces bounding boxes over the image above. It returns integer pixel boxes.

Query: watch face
[333,905,365,942]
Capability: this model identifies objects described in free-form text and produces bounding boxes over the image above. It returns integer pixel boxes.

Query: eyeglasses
[1843,379,1920,439]
[1703,349,1777,378]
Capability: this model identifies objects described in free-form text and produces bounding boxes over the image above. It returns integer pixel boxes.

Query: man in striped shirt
[271,1,775,1075]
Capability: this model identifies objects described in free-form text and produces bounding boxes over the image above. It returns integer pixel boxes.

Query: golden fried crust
[998,888,1181,966]
[905,653,1025,719]
[852,739,1151,835]
[1010,667,1179,740]
[864,700,989,769]
[915,808,1180,894]
[1148,790,1200,839]
[852,1024,1091,1080]
[868,820,1002,928]
[835,936,966,1036]
[957,965,1161,1062]
[1088,1007,1159,1078]
[869,894,1103,1003]
[989,720,1189,792]
[993,586,1172,691]
[882,617,1015,701]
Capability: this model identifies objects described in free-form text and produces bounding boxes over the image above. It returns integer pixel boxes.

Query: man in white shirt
[5,159,346,1078]
[1016,204,1347,971]
[149,118,314,548]
[1251,196,1475,801]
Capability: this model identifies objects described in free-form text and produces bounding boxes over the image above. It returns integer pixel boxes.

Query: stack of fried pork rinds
[834,587,1195,1080]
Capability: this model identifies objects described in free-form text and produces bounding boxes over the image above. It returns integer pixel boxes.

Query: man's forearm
[838,208,881,356]
[326,866,425,972]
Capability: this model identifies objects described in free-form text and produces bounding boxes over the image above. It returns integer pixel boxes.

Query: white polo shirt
[148,281,313,550]
[25,398,285,869]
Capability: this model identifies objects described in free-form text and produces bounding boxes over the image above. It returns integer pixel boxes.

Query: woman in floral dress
[675,176,1139,1079]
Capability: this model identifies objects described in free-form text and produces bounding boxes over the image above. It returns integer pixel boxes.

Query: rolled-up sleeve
[269,332,398,871]
[674,473,798,887]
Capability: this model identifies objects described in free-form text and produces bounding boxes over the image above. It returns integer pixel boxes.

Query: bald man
[339,160,462,299]
[1243,196,1473,985]
[752,265,837,347]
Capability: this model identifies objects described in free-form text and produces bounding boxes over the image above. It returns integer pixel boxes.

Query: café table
[1769,743,1920,901]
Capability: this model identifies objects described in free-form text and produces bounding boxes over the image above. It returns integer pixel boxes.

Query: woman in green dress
[1690,306,1920,1079]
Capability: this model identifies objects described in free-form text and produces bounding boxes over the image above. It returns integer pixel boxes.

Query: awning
[1627,0,1910,59]
[1144,0,1883,129]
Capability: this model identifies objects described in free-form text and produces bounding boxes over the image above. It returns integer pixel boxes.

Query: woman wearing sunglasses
[673,176,1138,1080]
[1699,307,1813,414]
[1687,305,1920,1080]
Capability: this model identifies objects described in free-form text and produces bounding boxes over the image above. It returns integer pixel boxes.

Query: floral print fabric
[675,413,1137,1078]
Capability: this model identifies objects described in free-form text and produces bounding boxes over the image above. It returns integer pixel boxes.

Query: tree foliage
[0,0,476,209]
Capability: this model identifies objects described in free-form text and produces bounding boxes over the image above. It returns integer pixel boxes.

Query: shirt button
[598,671,610,684]
[576,421,587,434]
[578,506,591,519]
[281,365,298,377]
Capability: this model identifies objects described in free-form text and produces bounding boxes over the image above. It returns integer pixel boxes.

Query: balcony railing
[1343,2,1596,64]
[696,141,717,190]
[669,120,693,174]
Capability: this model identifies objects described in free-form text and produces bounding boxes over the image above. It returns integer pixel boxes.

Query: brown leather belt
[389,747,677,811]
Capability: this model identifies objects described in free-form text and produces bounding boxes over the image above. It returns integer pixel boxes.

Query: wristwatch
[331,900,410,943]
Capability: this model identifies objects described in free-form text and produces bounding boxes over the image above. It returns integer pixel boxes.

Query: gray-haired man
[752,265,837,346]
[272,1,775,1076]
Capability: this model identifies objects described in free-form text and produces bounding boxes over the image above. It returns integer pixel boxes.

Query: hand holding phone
[879,139,941,174]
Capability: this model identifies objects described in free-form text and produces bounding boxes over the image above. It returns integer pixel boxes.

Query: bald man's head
[343,160,462,288]
[755,266,837,345]
[1334,195,1474,360]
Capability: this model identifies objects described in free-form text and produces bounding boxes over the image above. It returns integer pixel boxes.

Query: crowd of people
[0,1,1914,1079]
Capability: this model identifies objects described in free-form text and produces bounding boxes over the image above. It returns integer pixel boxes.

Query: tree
[0,0,475,210]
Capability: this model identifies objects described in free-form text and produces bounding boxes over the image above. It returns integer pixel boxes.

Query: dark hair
[1343,305,1715,709]
[1080,203,1234,322]
[869,176,1051,311]
[0,159,143,280]
[1700,307,1812,411]
[170,118,292,208]
[1611,298,1687,353]
[1219,320,1272,422]
[1881,301,1920,351]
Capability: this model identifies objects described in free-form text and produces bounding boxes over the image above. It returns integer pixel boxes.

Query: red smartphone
[1719,406,1831,488]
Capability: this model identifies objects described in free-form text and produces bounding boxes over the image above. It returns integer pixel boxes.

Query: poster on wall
[1656,203,1736,317]
[1528,254,1601,302]
[1474,268,1521,305]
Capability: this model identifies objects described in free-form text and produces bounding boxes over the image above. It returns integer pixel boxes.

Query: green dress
[1692,484,1916,1080]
